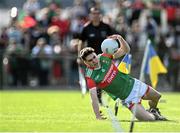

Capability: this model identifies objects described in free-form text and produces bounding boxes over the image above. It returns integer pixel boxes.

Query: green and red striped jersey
[85,53,135,100]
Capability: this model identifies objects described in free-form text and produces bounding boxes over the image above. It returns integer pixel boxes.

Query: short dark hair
[80,47,95,61]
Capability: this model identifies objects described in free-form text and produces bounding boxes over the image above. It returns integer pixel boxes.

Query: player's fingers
[107,35,115,39]
[101,116,107,120]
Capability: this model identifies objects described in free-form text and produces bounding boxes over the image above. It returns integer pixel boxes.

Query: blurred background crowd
[0,0,179,91]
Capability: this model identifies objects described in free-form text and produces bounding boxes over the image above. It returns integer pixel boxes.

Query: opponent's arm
[108,34,130,59]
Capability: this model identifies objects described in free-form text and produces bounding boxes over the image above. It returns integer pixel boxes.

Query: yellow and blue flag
[118,54,132,74]
[144,41,167,88]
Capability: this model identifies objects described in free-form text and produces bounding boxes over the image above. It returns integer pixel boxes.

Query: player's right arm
[108,34,130,59]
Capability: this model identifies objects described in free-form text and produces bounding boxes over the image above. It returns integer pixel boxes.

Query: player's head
[80,47,99,67]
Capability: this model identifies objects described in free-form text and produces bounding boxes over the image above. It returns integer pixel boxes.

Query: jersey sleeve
[85,77,96,89]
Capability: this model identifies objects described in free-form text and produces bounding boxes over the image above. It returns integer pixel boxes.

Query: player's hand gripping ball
[101,38,119,54]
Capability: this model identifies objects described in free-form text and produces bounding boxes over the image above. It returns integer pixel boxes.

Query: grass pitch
[0,90,180,132]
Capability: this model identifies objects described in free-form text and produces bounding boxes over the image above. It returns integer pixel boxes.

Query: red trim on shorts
[128,86,151,110]
[129,101,141,110]
[129,103,135,110]
[142,86,151,98]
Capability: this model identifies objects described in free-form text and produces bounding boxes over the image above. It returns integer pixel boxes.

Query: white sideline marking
[102,96,123,132]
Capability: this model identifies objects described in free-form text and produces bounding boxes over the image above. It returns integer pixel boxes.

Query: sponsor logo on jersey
[97,64,118,88]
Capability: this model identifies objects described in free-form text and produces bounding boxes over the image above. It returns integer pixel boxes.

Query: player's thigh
[130,104,154,121]
[142,86,161,100]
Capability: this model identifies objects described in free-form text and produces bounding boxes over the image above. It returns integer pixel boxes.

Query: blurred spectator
[166,25,180,91]
[70,0,88,37]
[70,0,87,19]
[163,0,179,26]
[50,8,70,44]
[113,13,128,38]
[31,37,53,86]
[129,0,145,25]
[6,39,29,86]
[70,15,87,38]
[37,8,50,28]
[47,25,64,84]
[174,8,180,49]
[145,13,158,46]
[0,27,8,88]
[0,27,8,50]
[157,34,168,61]
[48,25,61,46]
[7,22,23,45]
[47,1,60,21]
[28,25,43,50]
[168,47,180,91]
[149,0,163,26]
[23,0,40,16]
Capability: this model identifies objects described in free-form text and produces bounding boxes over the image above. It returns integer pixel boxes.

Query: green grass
[0,90,180,132]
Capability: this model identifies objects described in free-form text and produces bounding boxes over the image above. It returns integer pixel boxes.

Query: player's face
[85,53,99,67]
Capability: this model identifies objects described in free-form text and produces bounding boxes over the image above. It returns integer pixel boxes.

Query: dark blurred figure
[0,27,8,89]
[129,0,145,25]
[162,23,180,91]
[166,16,180,91]
[0,27,8,50]
[145,14,158,46]
[47,25,63,85]
[157,35,169,61]
[168,45,180,91]
[79,7,116,54]
[31,37,53,86]
[6,39,29,86]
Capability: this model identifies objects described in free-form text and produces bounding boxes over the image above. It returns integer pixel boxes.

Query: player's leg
[130,104,155,121]
[142,86,167,120]
[142,86,161,109]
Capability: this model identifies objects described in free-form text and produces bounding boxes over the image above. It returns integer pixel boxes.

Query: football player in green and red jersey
[79,34,167,121]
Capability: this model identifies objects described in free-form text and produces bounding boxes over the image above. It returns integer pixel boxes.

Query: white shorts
[122,78,149,110]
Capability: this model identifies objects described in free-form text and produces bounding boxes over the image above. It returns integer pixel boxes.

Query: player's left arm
[89,88,102,119]
[86,77,106,120]
[108,34,130,59]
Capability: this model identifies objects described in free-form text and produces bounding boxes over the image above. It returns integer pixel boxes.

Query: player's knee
[156,93,161,101]
[135,113,155,121]
[152,91,161,102]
